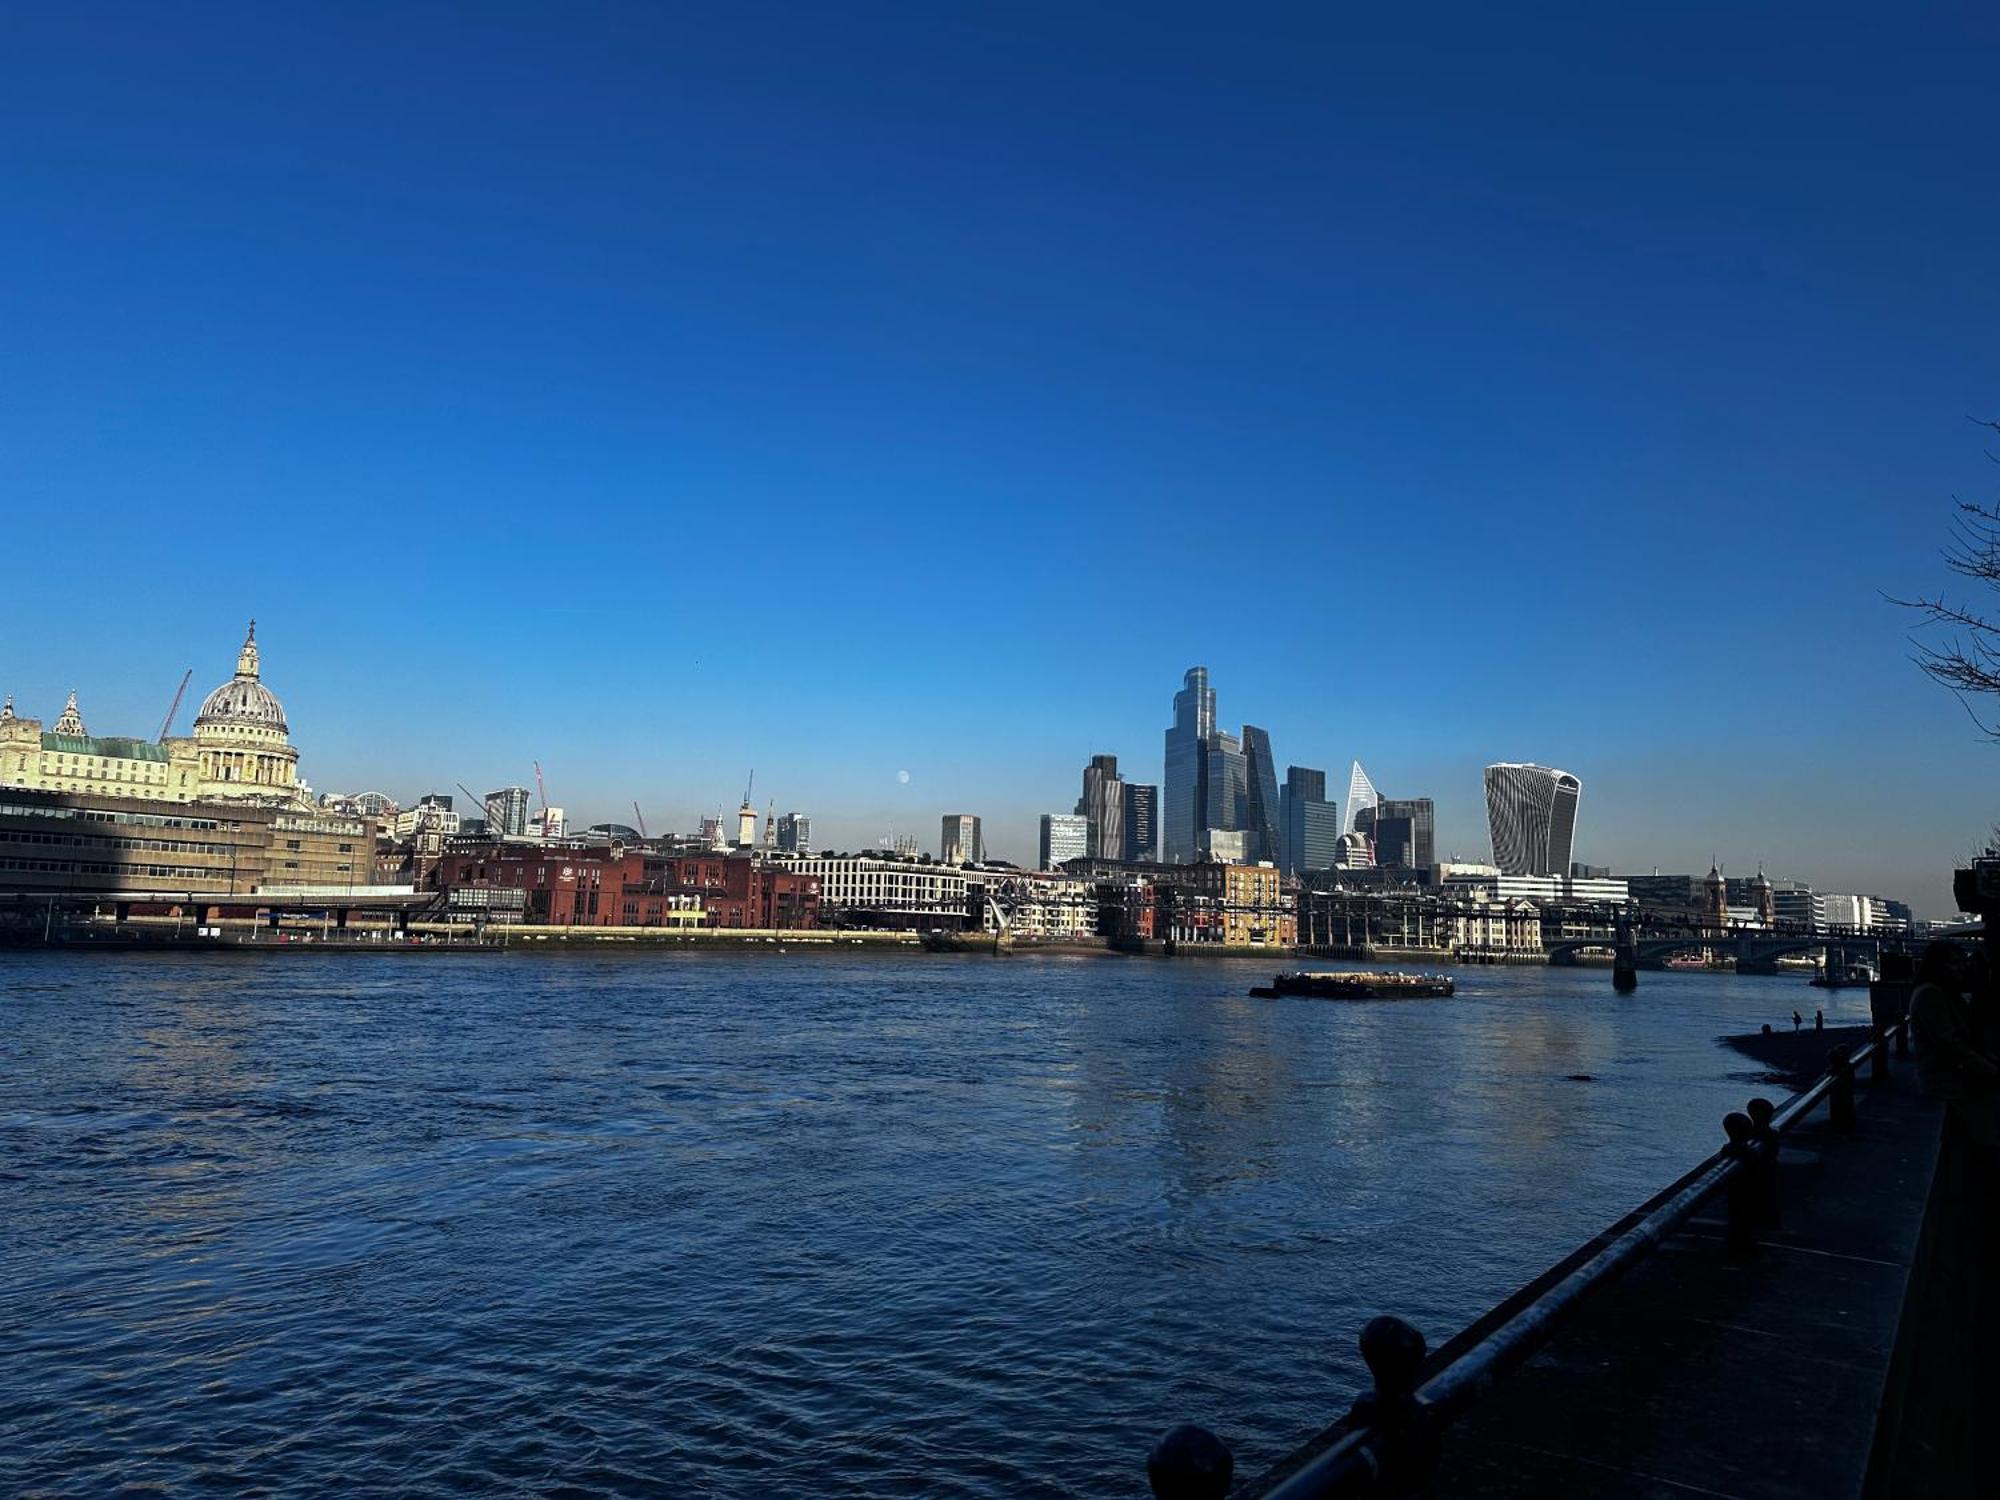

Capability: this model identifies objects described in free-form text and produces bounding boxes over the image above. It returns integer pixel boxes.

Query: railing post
[1347,1315,1439,1494]
[1743,1097,1781,1231]
[1145,1424,1233,1500]
[1827,1047,1857,1133]
[1895,1019,1909,1058]
[1869,1028,1890,1085]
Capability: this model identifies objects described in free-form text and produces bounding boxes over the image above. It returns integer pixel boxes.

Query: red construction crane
[157,669,192,743]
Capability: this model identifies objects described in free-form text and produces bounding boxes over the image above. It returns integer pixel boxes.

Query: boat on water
[1811,959,1879,989]
[1250,970,1456,1000]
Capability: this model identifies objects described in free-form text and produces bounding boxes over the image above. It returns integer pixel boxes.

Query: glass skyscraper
[1484,763,1582,876]
[1370,797,1436,870]
[1279,765,1340,876]
[1162,667,1214,863]
[1122,783,1158,862]
[1203,731,1246,850]
[1240,725,1281,865]
[1078,753,1124,861]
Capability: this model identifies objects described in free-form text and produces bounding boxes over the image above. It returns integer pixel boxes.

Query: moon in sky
[896,769,911,784]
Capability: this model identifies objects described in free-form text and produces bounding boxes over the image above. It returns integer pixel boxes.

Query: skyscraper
[1240,725,1281,865]
[1343,761,1379,837]
[1203,730,1246,854]
[1371,797,1436,870]
[483,785,532,838]
[1077,753,1125,862]
[939,813,985,865]
[1038,813,1089,870]
[1163,667,1214,864]
[776,812,812,853]
[1484,763,1582,876]
[1122,783,1158,862]
[1279,765,1340,876]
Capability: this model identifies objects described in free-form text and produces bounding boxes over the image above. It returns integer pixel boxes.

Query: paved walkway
[1432,1054,1943,1498]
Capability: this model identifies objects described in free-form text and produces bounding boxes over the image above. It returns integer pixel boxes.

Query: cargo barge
[1249,970,1456,1000]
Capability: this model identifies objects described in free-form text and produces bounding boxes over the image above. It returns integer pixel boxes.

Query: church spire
[236,619,260,678]
[53,690,85,737]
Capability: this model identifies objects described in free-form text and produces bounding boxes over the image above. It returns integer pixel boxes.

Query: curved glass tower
[1163,667,1214,863]
[1484,763,1582,876]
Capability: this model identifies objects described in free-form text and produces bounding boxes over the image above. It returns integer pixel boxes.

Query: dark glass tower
[1371,797,1436,869]
[1162,667,1214,863]
[1240,725,1281,865]
[1077,754,1124,861]
[1279,765,1339,876]
[1122,783,1158,862]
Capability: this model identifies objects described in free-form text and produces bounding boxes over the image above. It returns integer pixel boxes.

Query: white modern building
[1039,813,1089,870]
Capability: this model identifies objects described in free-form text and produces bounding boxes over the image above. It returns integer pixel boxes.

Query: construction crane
[533,761,550,816]
[632,801,649,839]
[455,783,495,827]
[156,669,192,743]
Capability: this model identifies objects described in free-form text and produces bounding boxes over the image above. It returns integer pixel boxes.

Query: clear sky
[3,3,1997,913]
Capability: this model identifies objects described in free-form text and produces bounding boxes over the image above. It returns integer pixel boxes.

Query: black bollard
[1348,1316,1439,1493]
[1146,1424,1233,1500]
[1743,1097,1781,1230]
[1827,1047,1857,1133]
[1722,1112,1760,1257]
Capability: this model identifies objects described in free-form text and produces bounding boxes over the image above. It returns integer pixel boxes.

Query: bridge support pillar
[335,907,350,930]
[114,901,130,924]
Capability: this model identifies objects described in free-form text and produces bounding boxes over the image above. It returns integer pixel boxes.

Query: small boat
[1250,970,1455,1000]
[1811,960,1878,990]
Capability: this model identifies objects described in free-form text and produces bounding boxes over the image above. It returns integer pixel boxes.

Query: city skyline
[3,8,1996,914]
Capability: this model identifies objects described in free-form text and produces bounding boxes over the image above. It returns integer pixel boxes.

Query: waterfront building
[940,813,985,865]
[1369,797,1436,870]
[1039,812,1089,871]
[1441,867,1628,907]
[1240,726,1281,865]
[1077,754,1124,862]
[789,852,969,930]
[0,783,373,898]
[1343,761,1379,837]
[776,811,812,853]
[1162,666,1214,863]
[435,844,819,929]
[483,786,532,838]
[1155,861,1294,947]
[1483,763,1582,876]
[1771,884,1825,931]
[970,869,1098,940]
[1121,783,1158,863]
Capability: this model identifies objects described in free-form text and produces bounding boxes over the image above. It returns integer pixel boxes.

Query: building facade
[1278,765,1340,877]
[1369,797,1436,870]
[1240,725,1281,865]
[1484,763,1582,877]
[1,694,202,802]
[1078,754,1124,862]
[1162,666,1214,863]
[1121,782,1158,863]
[484,786,532,838]
[776,811,812,853]
[1039,813,1090,871]
[939,813,985,865]
[788,853,969,929]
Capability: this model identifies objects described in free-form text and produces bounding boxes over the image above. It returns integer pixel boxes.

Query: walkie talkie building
[1484,763,1582,876]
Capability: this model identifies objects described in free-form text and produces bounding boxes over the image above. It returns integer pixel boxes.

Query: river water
[0,951,1872,1496]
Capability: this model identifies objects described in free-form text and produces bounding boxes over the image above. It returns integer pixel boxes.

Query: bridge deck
[1432,1054,1942,1498]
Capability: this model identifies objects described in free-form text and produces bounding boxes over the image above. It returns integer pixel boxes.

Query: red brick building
[433,845,819,929]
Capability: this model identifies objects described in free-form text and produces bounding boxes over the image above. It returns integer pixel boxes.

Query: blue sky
[3,3,1996,912]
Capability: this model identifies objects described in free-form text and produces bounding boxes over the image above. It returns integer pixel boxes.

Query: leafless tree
[1889,417,2000,736]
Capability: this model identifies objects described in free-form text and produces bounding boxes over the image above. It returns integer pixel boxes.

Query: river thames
[0,951,1874,1495]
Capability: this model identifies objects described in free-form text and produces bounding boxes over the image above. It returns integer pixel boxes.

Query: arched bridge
[1546,922,1890,974]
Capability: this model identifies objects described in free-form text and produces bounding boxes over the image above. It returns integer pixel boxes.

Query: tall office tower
[939,813,985,865]
[1240,725,1281,864]
[1371,797,1436,869]
[1484,763,1582,876]
[1163,666,1215,863]
[1122,783,1159,862]
[777,812,811,853]
[1078,753,1125,861]
[1039,813,1090,870]
[1202,730,1246,850]
[1278,765,1340,876]
[1344,761,1379,837]
[483,785,532,838]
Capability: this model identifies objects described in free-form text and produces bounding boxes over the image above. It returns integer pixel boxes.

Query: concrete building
[435,845,820,929]
[1039,813,1089,871]
[1484,763,1582,877]
[940,813,985,865]
[483,786,532,838]
[788,852,969,930]
[1155,861,1294,947]
[972,869,1098,940]
[393,794,460,840]
[1077,754,1124,862]
[1122,783,1158,863]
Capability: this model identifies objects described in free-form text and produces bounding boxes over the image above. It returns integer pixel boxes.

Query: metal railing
[1145,1019,1911,1500]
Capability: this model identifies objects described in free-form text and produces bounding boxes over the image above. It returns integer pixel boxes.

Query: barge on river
[1250,970,1456,1000]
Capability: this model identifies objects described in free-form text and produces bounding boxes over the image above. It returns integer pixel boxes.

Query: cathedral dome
[194,621,289,734]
